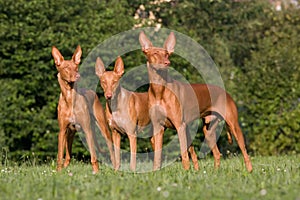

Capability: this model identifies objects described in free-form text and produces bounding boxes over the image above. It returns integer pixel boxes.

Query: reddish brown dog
[52,45,115,173]
[95,56,150,171]
[139,31,252,172]
[95,56,199,171]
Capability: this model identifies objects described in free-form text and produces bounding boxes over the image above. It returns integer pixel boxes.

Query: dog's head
[139,31,175,70]
[52,45,81,83]
[95,56,124,100]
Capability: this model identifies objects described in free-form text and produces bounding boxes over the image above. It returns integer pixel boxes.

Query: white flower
[172,183,178,187]
[163,191,169,198]
[260,189,267,196]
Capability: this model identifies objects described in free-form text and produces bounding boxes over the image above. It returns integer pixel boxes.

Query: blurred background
[0,0,299,163]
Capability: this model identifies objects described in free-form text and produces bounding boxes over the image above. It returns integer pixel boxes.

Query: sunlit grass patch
[0,155,299,200]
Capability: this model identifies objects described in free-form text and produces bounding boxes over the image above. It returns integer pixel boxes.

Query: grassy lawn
[0,155,299,200]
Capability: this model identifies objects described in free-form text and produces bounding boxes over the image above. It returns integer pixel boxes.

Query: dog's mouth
[67,73,81,83]
[61,72,80,84]
[105,93,113,100]
[150,64,169,71]
[73,73,81,82]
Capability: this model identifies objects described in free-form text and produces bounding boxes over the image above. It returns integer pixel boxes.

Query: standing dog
[95,56,150,171]
[96,56,199,171]
[52,45,115,172]
[139,31,252,172]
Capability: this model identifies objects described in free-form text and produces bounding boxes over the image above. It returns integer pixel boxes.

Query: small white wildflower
[260,189,267,196]
[277,168,281,171]
[203,170,207,174]
[163,191,169,198]
[154,23,162,32]
[134,14,139,20]
[139,5,145,11]
[68,172,73,177]
[149,11,156,20]
[157,186,162,192]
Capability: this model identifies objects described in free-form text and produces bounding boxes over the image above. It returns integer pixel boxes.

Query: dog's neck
[57,73,77,106]
[107,83,122,113]
[147,61,174,89]
[147,62,174,100]
[147,62,172,84]
[57,73,76,90]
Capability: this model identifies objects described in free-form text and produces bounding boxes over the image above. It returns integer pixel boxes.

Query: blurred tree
[130,0,300,155]
[0,0,299,162]
[236,9,300,155]
[0,0,135,160]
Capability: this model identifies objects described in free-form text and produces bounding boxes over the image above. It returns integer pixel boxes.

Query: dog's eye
[112,80,118,85]
[63,65,69,70]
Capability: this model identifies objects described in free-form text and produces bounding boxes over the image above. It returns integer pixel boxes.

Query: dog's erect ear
[95,57,106,77]
[139,31,153,52]
[52,46,64,67]
[72,45,82,65]
[114,56,124,77]
[163,32,176,55]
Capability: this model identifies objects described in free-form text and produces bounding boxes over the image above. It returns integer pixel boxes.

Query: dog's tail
[226,129,233,145]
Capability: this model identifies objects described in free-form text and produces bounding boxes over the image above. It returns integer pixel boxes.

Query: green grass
[1,155,299,200]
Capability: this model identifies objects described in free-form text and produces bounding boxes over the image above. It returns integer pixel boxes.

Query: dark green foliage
[0,0,135,159]
[0,0,299,161]
[140,0,300,155]
[236,9,300,155]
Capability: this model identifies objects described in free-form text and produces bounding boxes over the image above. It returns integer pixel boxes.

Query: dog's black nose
[106,94,112,100]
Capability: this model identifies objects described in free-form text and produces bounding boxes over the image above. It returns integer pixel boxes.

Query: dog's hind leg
[202,118,221,169]
[226,120,252,172]
[186,127,199,170]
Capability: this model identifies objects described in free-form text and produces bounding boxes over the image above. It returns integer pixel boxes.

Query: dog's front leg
[149,105,165,171]
[83,128,99,173]
[152,126,164,171]
[78,107,99,173]
[57,128,67,171]
[96,116,116,169]
[177,122,190,170]
[112,129,121,171]
[64,129,75,168]
[128,133,137,171]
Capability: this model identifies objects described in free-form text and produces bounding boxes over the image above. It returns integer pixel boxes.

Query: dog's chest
[108,110,132,134]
